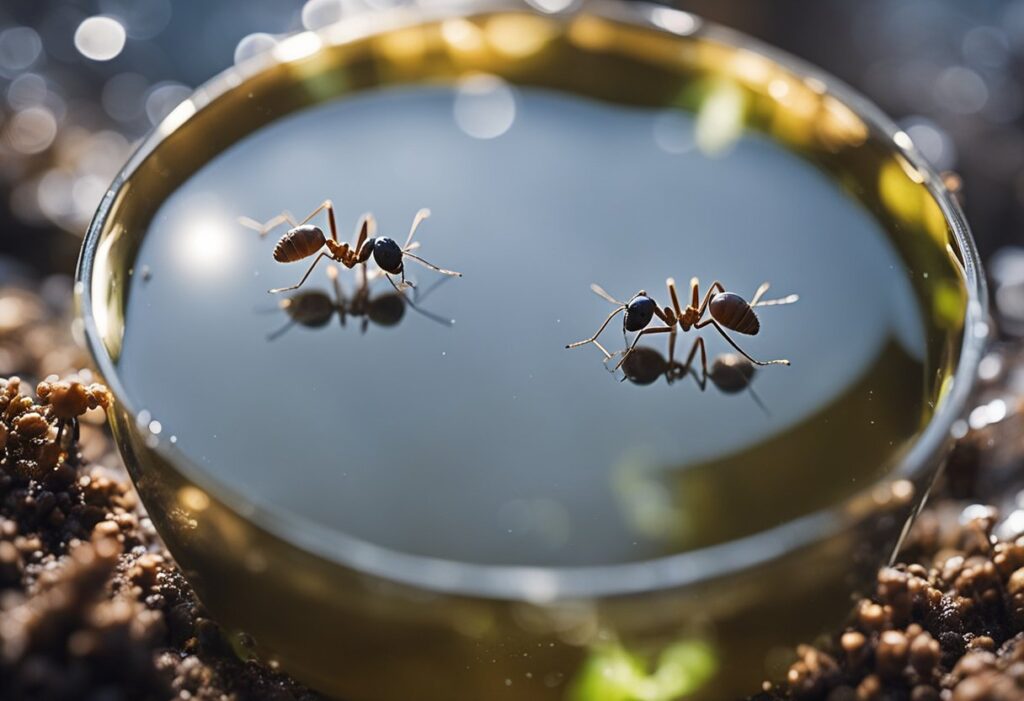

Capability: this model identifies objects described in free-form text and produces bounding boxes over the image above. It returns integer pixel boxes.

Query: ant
[240,202,461,293]
[566,278,798,374]
[264,265,453,340]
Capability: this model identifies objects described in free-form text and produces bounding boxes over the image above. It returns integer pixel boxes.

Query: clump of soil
[754,505,1024,700]
[0,280,322,701]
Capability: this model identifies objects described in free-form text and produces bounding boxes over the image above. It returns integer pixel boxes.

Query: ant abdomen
[709,292,760,335]
[273,224,327,263]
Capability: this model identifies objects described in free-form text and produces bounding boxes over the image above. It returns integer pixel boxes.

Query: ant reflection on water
[263,265,453,341]
[610,339,769,413]
[566,277,798,375]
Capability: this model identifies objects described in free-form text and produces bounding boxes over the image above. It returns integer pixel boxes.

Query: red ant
[567,277,798,374]
[241,202,461,293]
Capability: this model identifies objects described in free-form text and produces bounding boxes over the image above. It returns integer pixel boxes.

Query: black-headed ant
[567,278,798,373]
[241,202,461,293]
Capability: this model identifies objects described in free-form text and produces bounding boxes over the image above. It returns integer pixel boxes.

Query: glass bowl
[77,1,987,699]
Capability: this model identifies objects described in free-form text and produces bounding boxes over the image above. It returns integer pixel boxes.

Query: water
[115,85,927,568]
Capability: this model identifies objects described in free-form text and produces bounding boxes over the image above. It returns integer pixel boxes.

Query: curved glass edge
[76,0,988,601]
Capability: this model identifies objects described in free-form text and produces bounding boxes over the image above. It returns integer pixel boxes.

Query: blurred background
[0,0,1022,328]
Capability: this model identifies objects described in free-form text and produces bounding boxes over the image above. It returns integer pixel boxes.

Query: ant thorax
[325,239,356,266]
[679,305,700,329]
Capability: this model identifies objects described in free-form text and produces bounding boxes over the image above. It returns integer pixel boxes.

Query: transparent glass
[77,1,987,699]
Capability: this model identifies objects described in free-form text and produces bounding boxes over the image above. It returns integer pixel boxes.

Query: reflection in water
[615,345,769,413]
[265,266,452,341]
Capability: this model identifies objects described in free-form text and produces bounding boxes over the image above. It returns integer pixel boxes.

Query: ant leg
[614,326,674,370]
[403,252,462,278]
[269,252,328,293]
[396,266,415,290]
[667,278,685,319]
[592,340,615,361]
[690,277,699,308]
[353,213,376,261]
[696,280,727,319]
[403,208,431,249]
[665,330,684,385]
[239,211,297,238]
[695,318,790,366]
[297,200,341,243]
[327,266,347,327]
[680,336,709,390]
[566,308,625,349]
[682,335,708,376]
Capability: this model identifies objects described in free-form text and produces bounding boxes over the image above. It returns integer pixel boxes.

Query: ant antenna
[400,208,462,278]
[750,282,799,307]
[590,283,623,306]
[566,284,628,351]
[403,208,430,249]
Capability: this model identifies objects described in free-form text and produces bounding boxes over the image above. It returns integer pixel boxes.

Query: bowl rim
[77,0,988,602]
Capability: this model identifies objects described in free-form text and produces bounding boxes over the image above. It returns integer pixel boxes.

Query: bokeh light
[453,74,516,140]
[234,32,279,66]
[145,82,191,126]
[6,106,57,154]
[74,16,128,62]
[0,27,43,77]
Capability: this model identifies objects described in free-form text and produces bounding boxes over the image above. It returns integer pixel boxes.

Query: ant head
[620,347,667,385]
[709,353,755,393]
[624,293,656,332]
[372,237,404,275]
[368,293,406,327]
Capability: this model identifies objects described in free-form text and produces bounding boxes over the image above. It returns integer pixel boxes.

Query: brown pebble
[877,630,910,679]
[858,601,887,631]
[14,411,50,438]
[910,632,941,675]
[967,636,995,652]
[37,380,91,419]
[857,673,881,700]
